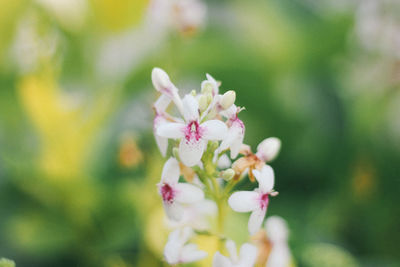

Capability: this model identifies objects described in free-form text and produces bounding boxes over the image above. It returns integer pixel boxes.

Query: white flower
[166,199,217,231]
[265,216,291,267]
[219,105,245,159]
[255,137,281,163]
[228,165,277,235]
[212,239,257,267]
[157,94,228,166]
[164,226,207,265]
[158,157,204,221]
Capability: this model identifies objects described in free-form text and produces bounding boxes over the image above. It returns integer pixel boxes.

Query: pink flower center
[260,193,269,210]
[161,183,175,203]
[184,120,203,142]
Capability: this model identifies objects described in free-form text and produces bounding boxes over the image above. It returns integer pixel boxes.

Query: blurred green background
[0,0,399,266]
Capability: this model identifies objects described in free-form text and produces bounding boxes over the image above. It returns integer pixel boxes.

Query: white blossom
[228,165,278,235]
[164,226,207,265]
[212,240,257,267]
[158,158,204,221]
[157,94,228,166]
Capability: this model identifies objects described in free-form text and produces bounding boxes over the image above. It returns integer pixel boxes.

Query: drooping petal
[163,201,184,222]
[225,239,238,263]
[201,120,228,140]
[174,183,204,204]
[253,165,275,193]
[230,137,243,159]
[248,207,267,235]
[182,94,199,122]
[154,94,171,113]
[256,137,281,162]
[212,252,232,267]
[155,134,168,157]
[179,138,206,167]
[180,244,208,263]
[157,122,185,139]
[238,243,258,266]
[161,157,181,184]
[228,191,259,212]
[218,126,239,152]
[219,120,244,159]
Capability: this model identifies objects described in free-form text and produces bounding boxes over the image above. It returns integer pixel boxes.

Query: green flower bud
[222,169,235,181]
[201,82,213,95]
[198,95,208,112]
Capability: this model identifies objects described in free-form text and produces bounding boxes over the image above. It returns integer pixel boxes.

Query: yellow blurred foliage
[18,69,115,180]
[90,0,149,32]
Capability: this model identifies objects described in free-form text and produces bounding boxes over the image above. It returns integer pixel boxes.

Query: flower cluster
[151,67,285,266]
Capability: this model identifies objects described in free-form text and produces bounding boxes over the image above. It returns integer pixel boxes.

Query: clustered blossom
[151,67,289,266]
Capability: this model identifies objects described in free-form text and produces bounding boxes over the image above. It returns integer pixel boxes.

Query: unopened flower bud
[256,137,281,162]
[221,168,235,181]
[190,90,197,96]
[152,67,170,91]
[198,95,208,112]
[201,82,213,95]
[220,90,236,110]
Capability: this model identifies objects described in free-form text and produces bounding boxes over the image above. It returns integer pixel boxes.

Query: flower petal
[154,94,171,113]
[266,245,291,267]
[238,243,258,266]
[218,126,239,152]
[180,244,208,263]
[225,239,238,262]
[179,138,206,167]
[161,157,181,184]
[163,201,184,221]
[265,216,289,243]
[256,137,281,162]
[164,234,182,264]
[212,252,232,267]
[228,191,259,212]
[219,120,244,159]
[175,183,204,204]
[157,122,185,139]
[217,154,231,169]
[248,208,267,235]
[253,165,275,193]
[182,94,199,122]
[201,120,228,140]
[155,134,168,157]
